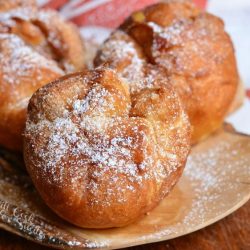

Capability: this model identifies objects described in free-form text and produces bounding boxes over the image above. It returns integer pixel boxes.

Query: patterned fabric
[38,0,207,28]
[37,1,208,44]
[247,90,250,99]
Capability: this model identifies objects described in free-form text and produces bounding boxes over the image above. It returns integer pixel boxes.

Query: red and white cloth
[37,1,207,45]
[207,0,250,134]
[38,0,206,28]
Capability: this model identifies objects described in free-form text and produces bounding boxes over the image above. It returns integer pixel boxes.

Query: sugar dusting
[36,10,67,53]
[182,140,250,227]
[25,68,190,215]
[148,20,186,46]
[96,24,186,94]
[2,130,249,248]
[98,136,250,246]
[0,6,36,24]
[97,31,174,95]
[0,2,247,248]
[95,2,233,94]
[0,33,63,87]
[140,138,250,241]
[0,5,82,74]
[97,30,146,93]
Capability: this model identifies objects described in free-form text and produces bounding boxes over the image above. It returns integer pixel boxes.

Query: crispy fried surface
[95,1,239,143]
[24,68,190,228]
[0,34,63,150]
[0,3,85,150]
[0,4,86,72]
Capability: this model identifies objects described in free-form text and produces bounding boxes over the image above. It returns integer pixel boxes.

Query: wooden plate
[0,124,249,249]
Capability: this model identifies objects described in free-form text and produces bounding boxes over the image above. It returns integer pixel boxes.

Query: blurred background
[208,0,250,89]
[207,0,250,134]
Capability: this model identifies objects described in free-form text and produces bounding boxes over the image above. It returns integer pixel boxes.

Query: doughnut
[0,3,86,150]
[24,67,190,228]
[94,0,239,143]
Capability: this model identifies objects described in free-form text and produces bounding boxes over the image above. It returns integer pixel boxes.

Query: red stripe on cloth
[43,0,68,10]
[74,0,93,9]
[70,0,159,28]
[247,89,250,99]
[193,0,207,9]
[41,0,207,27]
[41,0,208,11]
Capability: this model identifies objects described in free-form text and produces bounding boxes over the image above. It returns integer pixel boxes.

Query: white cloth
[208,0,250,134]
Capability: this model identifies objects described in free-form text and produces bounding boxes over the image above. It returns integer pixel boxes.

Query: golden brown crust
[0,5,86,151]
[0,34,63,150]
[94,1,239,143]
[0,6,86,72]
[24,67,190,228]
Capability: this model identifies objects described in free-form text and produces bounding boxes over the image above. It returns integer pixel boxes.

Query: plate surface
[0,124,249,249]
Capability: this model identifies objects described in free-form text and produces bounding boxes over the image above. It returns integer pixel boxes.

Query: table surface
[0,200,249,250]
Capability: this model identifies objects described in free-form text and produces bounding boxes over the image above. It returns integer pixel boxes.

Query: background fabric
[207,0,250,134]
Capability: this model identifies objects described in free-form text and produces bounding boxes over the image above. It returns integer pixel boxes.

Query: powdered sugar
[97,31,172,94]
[24,68,189,213]
[0,34,63,87]
[36,10,66,51]
[0,5,84,74]
[1,125,249,248]
[0,6,36,24]
[30,111,154,196]
[148,21,185,45]
[182,139,250,226]
[98,31,145,93]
